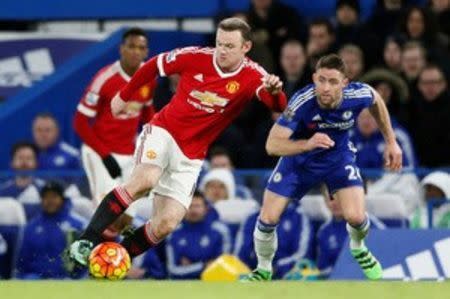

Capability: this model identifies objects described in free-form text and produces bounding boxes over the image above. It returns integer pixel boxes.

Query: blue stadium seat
[0,199,26,279]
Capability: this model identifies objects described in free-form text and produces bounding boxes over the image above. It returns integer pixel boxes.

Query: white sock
[253,224,277,272]
[346,214,370,250]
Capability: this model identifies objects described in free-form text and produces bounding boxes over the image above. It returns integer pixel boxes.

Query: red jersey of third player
[75,61,156,156]
[140,47,286,159]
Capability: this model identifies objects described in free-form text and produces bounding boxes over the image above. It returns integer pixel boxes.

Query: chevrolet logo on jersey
[189,90,229,107]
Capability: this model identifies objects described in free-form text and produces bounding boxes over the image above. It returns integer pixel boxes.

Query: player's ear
[312,72,318,84]
[243,40,252,53]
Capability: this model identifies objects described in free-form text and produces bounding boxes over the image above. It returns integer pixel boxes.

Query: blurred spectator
[0,142,44,204]
[351,108,417,170]
[412,64,450,167]
[15,182,86,279]
[208,146,253,199]
[316,189,385,277]
[199,168,259,239]
[366,0,406,42]
[398,6,449,56]
[306,19,337,69]
[334,0,380,68]
[338,44,364,81]
[401,41,427,96]
[128,249,167,279]
[382,36,405,74]
[360,68,410,127]
[165,191,231,279]
[247,0,305,72]
[279,39,311,98]
[0,233,7,278]
[410,171,450,228]
[32,113,80,171]
[430,0,450,39]
[234,203,314,279]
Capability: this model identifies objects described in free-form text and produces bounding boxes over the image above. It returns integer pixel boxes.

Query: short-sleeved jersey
[153,47,271,159]
[77,61,156,155]
[277,82,374,169]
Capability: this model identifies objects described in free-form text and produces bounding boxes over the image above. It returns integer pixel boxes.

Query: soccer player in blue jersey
[241,54,403,281]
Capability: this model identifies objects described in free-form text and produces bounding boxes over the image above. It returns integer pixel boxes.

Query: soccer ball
[88,242,131,280]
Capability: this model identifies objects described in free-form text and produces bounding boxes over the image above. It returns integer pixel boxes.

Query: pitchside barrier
[331,229,450,281]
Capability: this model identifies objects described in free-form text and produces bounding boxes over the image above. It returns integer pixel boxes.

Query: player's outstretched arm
[368,87,403,171]
[111,56,159,116]
[266,123,334,156]
[257,74,288,112]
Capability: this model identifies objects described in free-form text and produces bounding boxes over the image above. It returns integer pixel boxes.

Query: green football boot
[351,246,383,280]
[239,269,272,282]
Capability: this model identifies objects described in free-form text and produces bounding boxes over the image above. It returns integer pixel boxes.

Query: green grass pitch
[1,281,449,299]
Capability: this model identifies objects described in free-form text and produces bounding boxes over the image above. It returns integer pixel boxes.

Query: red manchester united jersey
[151,47,282,159]
[76,61,156,155]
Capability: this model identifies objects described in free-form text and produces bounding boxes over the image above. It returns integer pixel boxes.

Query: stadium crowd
[1,0,450,280]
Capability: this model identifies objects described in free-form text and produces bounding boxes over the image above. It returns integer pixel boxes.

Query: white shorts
[134,124,203,209]
[81,144,140,216]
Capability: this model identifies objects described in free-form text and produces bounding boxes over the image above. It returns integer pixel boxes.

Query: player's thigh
[333,186,366,226]
[81,144,117,204]
[259,189,291,225]
[151,193,187,237]
[125,163,163,198]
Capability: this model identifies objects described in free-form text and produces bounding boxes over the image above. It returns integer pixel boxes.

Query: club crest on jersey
[342,110,353,120]
[139,85,150,98]
[189,90,229,107]
[226,81,240,94]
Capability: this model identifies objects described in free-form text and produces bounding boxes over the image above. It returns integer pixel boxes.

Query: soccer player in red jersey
[69,18,287,266]
[73,28,156,236]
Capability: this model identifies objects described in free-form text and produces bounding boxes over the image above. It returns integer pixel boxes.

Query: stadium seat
[70,197,94,221]
[0,198,26,279]
[366,193,410,228]
[301,194,331,221]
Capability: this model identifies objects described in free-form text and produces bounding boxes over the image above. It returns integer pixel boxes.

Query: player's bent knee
[153,217,179,238]
[345,212,366,227]
[259,210,280,225]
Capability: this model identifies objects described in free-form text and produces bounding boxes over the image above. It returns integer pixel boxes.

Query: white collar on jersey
[115,61,145,82]
[212,50,245,78]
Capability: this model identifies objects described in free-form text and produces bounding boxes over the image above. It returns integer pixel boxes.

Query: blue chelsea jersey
[277,82,374,167]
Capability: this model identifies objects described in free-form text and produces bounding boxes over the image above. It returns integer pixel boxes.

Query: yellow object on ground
[201,254,250,281]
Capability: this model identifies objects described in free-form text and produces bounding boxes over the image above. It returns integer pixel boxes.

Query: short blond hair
[218,17,252,41]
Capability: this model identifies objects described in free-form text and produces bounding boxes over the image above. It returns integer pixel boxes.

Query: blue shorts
[266,155,363,200]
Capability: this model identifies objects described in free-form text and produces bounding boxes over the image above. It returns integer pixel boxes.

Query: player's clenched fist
[111,93,127,117]
[305,132,335,151]
[262,74,283,95]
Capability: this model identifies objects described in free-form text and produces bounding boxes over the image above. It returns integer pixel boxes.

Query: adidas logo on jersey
[312,114,322,121]
[194,73,204,82]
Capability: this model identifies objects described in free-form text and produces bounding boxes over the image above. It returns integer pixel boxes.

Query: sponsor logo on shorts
[146,149,157,159]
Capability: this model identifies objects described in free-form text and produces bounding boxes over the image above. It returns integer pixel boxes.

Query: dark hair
[34,112,57,121]
[400,6,439,42]
[11,141,38,158]
[209,146,231,159]
[315,54,347,75]
[122,27,148,44]
[218,17,252,41]
[336,0,360,14]
[40,181,65,199]
[309,18,335,35]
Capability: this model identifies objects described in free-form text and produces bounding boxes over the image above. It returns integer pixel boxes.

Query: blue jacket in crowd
[351,120,417,170]
[234,204,314,278]
[316,215,386,276]
[166,219,231,279]
[15,199,86,279]
[37,141,81,171]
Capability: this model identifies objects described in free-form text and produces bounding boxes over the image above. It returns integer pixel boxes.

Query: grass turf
[1,281,449,299]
